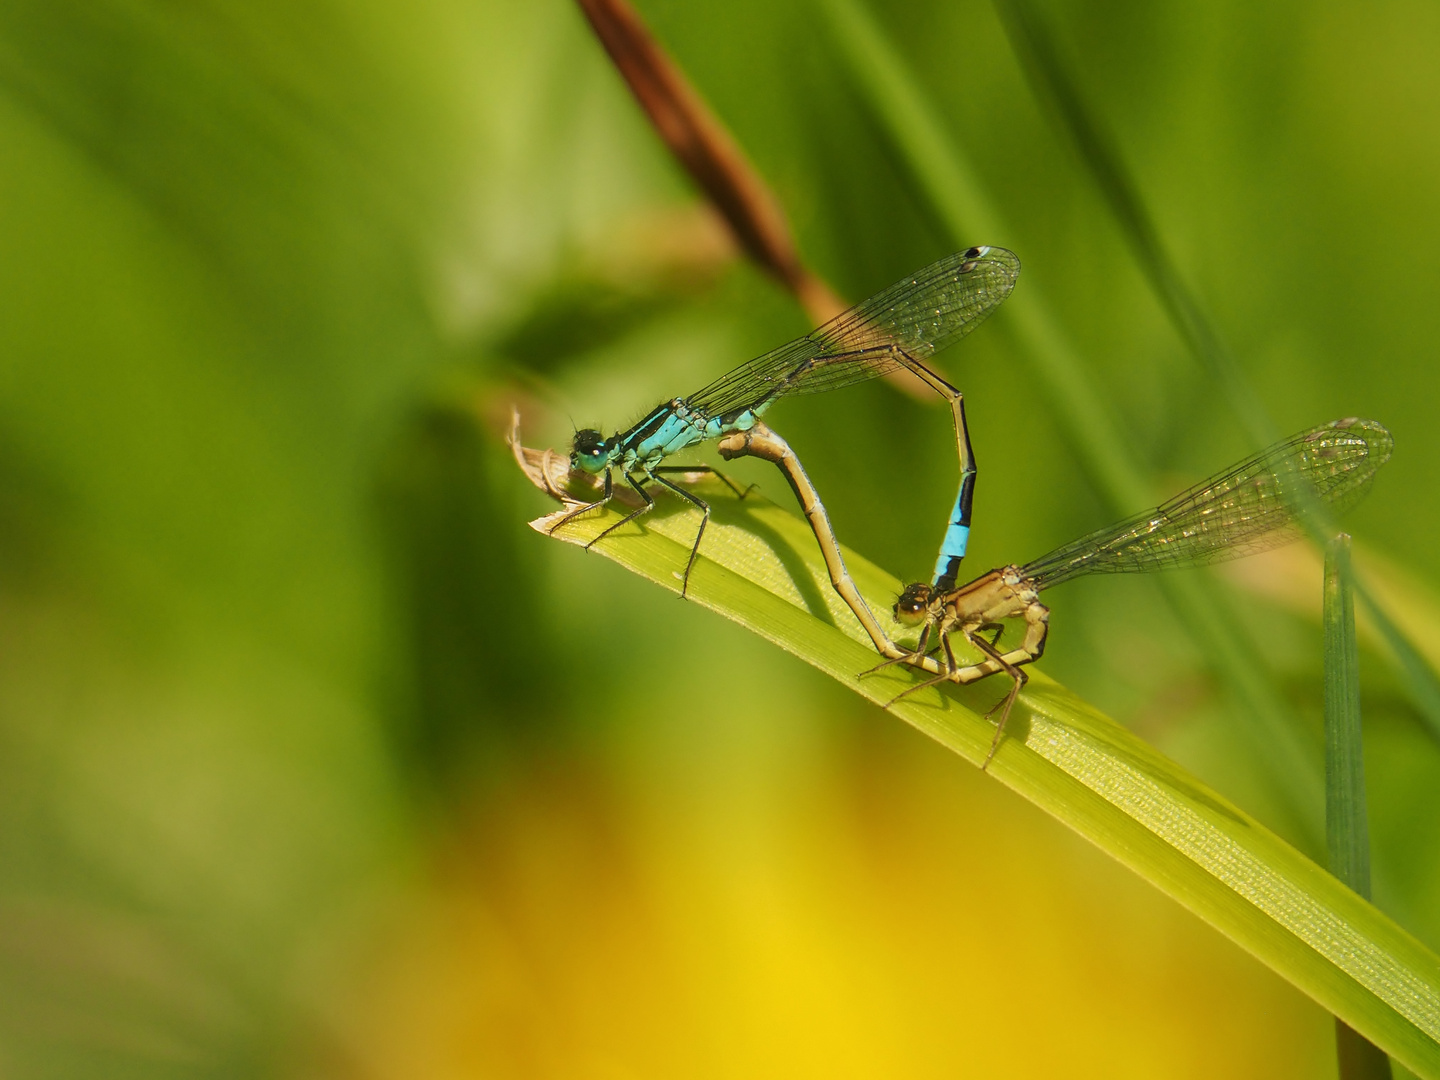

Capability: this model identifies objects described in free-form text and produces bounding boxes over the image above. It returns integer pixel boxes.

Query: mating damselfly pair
[552,246,1021,595]
[717,416,1390,766]
[539,248,1392,767]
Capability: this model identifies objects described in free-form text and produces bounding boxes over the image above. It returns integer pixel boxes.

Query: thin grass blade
[1325,534,1394,1078]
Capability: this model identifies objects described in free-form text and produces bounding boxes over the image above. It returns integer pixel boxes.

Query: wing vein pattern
[1022,419,1394,591]
[684,248,1020,419]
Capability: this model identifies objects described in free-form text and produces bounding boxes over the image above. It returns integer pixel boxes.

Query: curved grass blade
[514,435,1440,1078]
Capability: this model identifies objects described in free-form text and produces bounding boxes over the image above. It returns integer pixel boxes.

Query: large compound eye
[893,583,933,626]
[570,429,610,474]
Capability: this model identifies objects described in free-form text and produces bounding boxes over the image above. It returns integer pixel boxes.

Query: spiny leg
[586,470,655,549]
[649,469,711,598]
[653,464,756,502]
[965,629,1031,770]
[884,629,962,706]
[548,466,615,535]
[861,622,932,678]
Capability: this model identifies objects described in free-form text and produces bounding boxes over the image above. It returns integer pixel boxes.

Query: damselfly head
[570,428,611,474]
[893,583,934,626]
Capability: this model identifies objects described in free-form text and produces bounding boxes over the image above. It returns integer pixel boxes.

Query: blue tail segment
[931,445,977,590]
[931,505,971,589]
[932,523,970,585]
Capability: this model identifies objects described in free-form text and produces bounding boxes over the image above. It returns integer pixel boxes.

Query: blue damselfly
[556,247,1020,594]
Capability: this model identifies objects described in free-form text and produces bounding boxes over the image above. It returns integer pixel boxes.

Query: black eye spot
[573,428,608,456]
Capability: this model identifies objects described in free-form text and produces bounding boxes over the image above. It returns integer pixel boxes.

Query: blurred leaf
[485,207,737,372]
[993,0,1276,444]
[376,398,561,800]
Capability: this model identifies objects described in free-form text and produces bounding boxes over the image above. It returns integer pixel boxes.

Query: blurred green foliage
[0,0,1438,1075]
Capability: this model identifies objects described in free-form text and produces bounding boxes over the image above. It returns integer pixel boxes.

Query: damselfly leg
[568,464,752,597]
[584,469,661,550]
[964,628,1031,769]
[546,467,615,534]
[658,465,755,503]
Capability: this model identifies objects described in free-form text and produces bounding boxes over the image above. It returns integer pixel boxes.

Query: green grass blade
[1326,535,1373,899]
[813,0,1323,843]
[1325,534,1393,1079]
[521,458,1440,1077]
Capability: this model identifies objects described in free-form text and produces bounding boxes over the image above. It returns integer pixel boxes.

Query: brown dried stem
[574,0,843,324]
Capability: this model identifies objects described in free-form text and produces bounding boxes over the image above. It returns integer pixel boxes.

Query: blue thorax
[607,399,766,473]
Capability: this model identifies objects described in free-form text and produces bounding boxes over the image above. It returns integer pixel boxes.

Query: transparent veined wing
[1023,419,1393,591]
[684,247,1020,419]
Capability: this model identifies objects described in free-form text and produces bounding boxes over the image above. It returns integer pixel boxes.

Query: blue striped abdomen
[623,400,764,468]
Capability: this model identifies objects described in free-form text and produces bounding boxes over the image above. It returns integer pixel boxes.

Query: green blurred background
[1,0,1437,1075]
